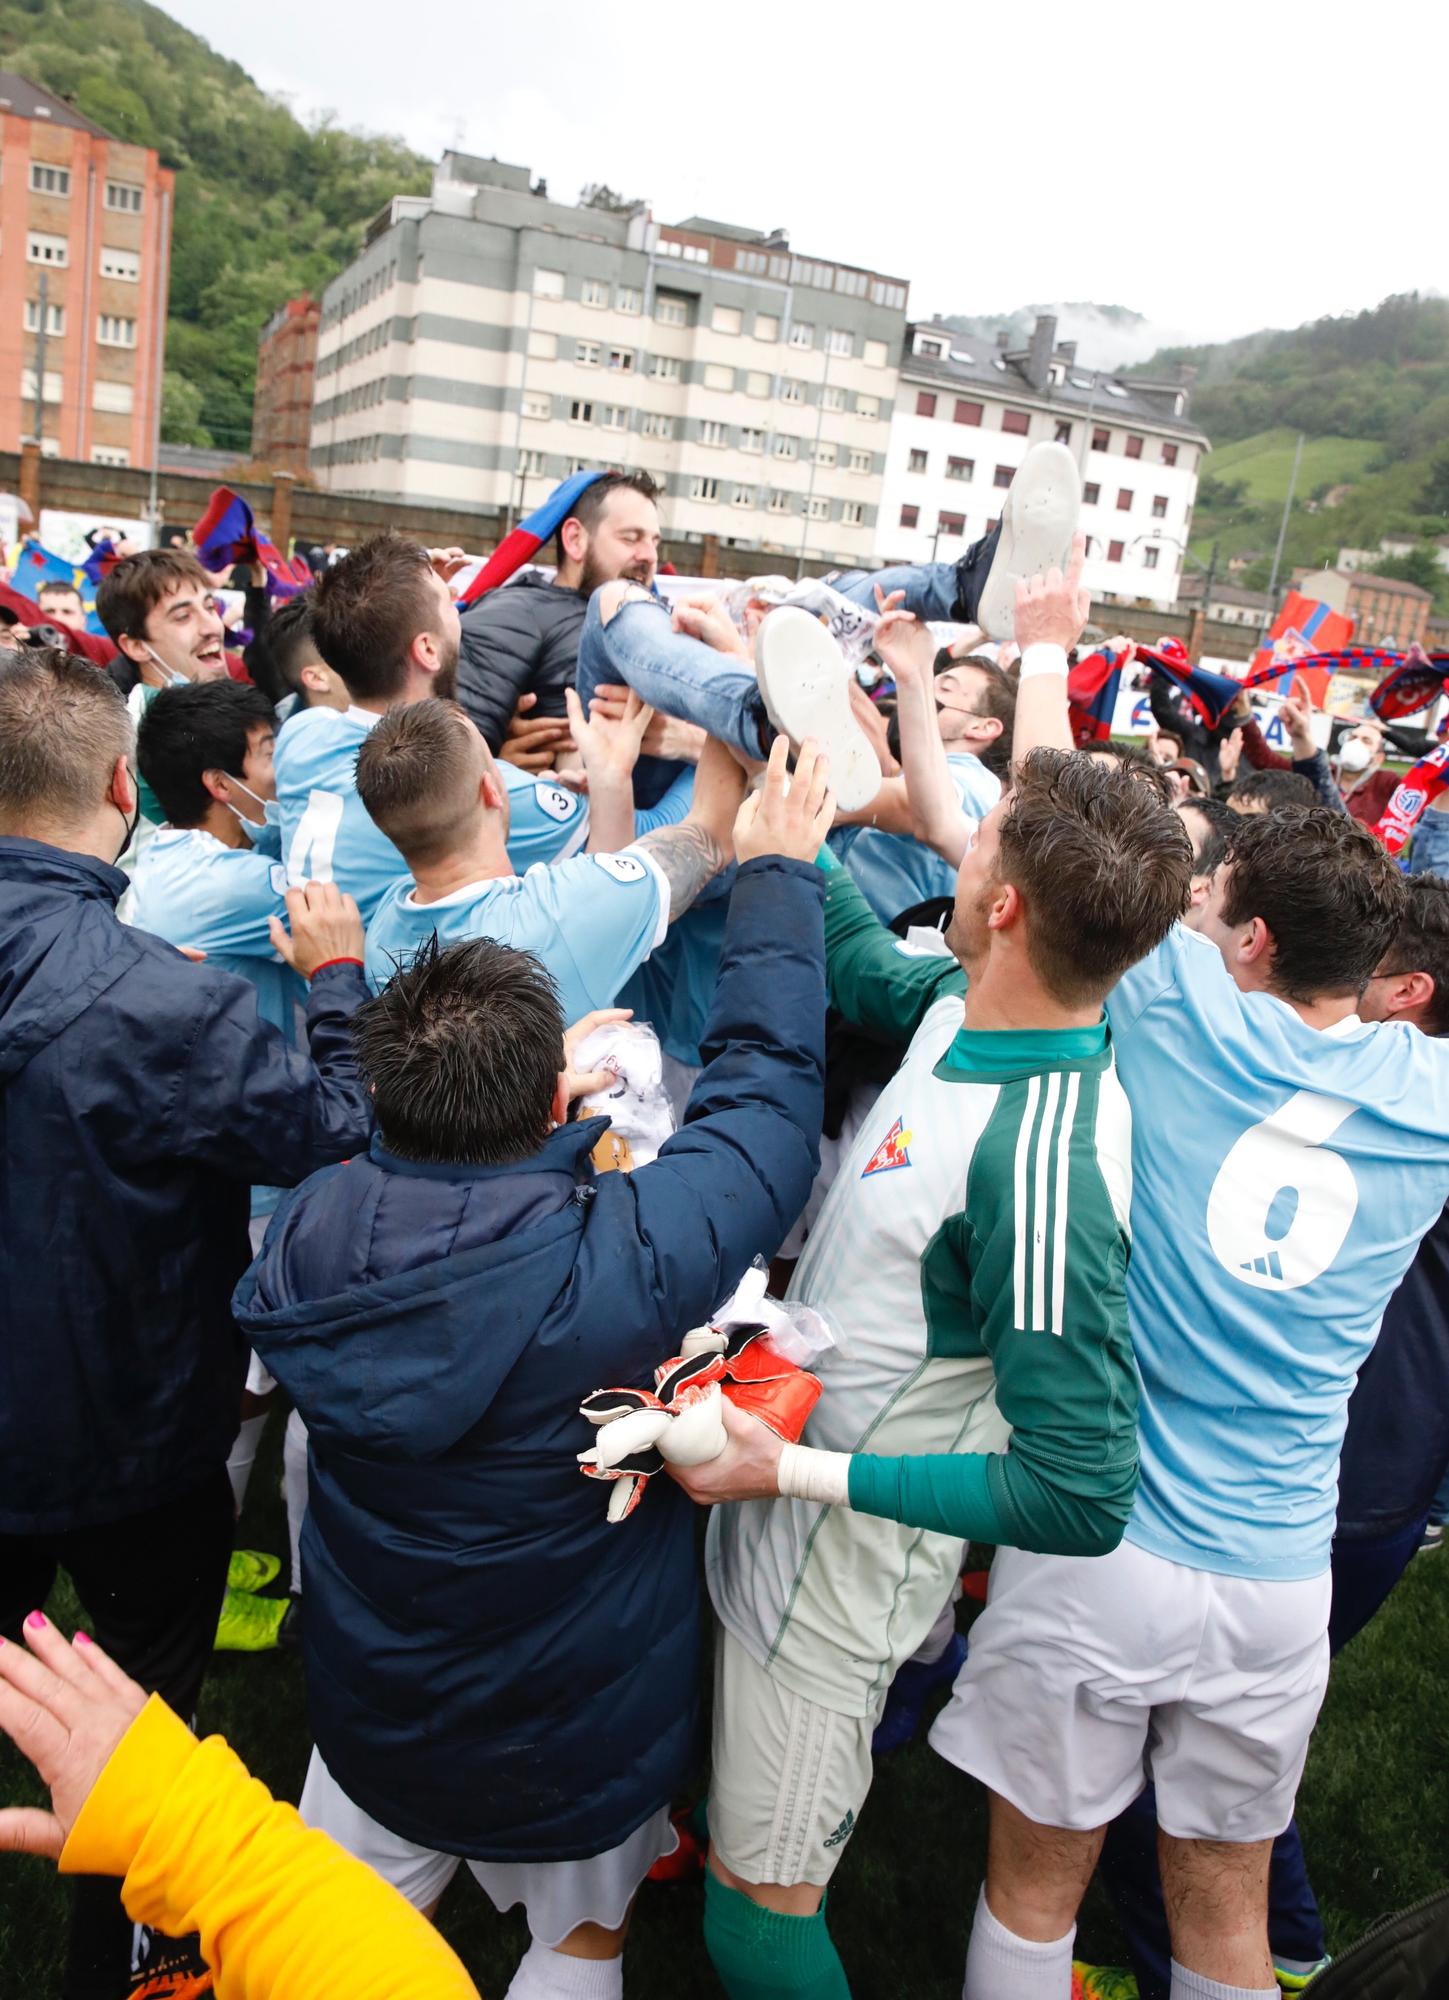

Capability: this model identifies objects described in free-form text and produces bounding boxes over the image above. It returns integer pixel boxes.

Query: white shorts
[929,1540,1331,1843]
[708,1627,877,1889]
[299,1751,677,1946]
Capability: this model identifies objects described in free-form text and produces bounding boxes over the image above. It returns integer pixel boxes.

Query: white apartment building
[877,317,1209,611]
[310,154,909,567]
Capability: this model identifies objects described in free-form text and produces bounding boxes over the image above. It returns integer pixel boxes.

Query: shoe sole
[975,441,1083,642]
[754,606,881,813]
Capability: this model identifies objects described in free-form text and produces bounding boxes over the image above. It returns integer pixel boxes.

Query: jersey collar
[939,1017,1112,1084]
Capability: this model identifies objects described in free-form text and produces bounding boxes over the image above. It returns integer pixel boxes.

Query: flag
[79,537,121,588]
[1067,645,1127,746]
[1136,645,1249,730]
[458,469,607,607]
[13,541,78,595]
[1368,647,1449,721]
[1373,743,1449,856]
[192,488,310,599]
[1248,591,1355,685]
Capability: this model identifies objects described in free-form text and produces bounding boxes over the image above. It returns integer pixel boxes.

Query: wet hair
[95,548,211,644]
[310,532,438,702]
[1079,738,1174,805]
[1220,807,1406,1001]
[136,680,275,827]
[245,592,321,705]
[1228,768,1316,812]
[0,647,131,833]
[1177,793,1234,860]
[356,699,481,867]
[1376,872,1449,1036]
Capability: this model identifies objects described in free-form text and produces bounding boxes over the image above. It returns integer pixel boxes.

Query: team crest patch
[536,784,578,822]
[861,1116,912,1178]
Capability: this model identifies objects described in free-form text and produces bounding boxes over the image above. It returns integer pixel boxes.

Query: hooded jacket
[234,857,825,1862]
[457,570,590,753]
[0,837,372,1535]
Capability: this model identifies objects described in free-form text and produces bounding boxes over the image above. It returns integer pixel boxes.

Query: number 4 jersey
[1108,923,1449,1581]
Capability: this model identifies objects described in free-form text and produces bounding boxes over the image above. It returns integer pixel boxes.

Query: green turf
[1205,431,1384,510]
[1,1415,1446,1996]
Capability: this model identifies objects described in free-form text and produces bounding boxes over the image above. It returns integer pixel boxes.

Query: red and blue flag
[458,469,607,607]
[193,488,310,599]
[1068,645,1128,745]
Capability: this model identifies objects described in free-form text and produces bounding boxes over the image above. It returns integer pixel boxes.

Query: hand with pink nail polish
[0,1619,146,1858]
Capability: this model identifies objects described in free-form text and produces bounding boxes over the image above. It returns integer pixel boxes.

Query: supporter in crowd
[0,649,373,1997]
[36,579,86,632]
[1176,792,1235,861]
[1150,725,1184,766]
[1227,766,1318,813]
[1232,693,1344,812]
[1333,717,1399,825]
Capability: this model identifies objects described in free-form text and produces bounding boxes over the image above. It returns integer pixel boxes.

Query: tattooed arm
[633,735,747,924]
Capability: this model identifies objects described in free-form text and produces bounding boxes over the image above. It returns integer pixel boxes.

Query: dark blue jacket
[234,857,825,1862]
[0,837,372,1535]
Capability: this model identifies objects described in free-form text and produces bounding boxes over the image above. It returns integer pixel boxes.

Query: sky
[166,0,1445,355]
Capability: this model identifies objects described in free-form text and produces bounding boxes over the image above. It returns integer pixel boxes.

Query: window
[822,384,846,412]
[527,329,557,359]
[768,490,791,514]
[1107,540,1125,562]
[570,399,595,425]
[1054,420,1072,445]
[740,427,764,453]
[27,232,67,266]
[745,370,771,397]
[800,496,828,521]
[20,368,62,403]
[1117,488,1133,511]
[916,390,937,418]
[649,354,681,381]
[1083,481,1101,505]
[1151,495,1168,519]
[97,315,136,347]
[848,448,872,474]
[92,379,133,414]
[30,163,70,196]
[899,504,920,529]
[772,434,799,460]
[863,338,889,368]
[871,280,908,309]
[104,181,143,214]
[703,363,734,392]
[700,419,728,448]
[1091,426,1110,451]
[954,399,983,425]
[1125,435,1144,459]
[1003,409,1030,435]
[533,268,565,299]
[842,501,865,527]
[655,294,688,326]
[616,286,642,314]
[1161,441,1179,466]
[24,299,65,336]
[600,405,628,431]
[690,476,720,503]
[826,328,853,357]
[1143,546,1160,569]
[754,314,779,342]
[737,250,768,275]
[581,278,609,308]
[788,321,814,349]
[518,449,547,475]
[993,464,1013,489]
[577,341,600,367]
[523,391,552,420]
[712,305,742,335]
[731,484,754,507]
[780,378,804,404]
[908,448,928,474]
[857,395,879,420]
[918,338,946,358]
[639,411,674,438]
[946,455,973,481]
[91,445,130,466]
[810,441,835,468]
[938,511,966,537]
[606,347,635,373]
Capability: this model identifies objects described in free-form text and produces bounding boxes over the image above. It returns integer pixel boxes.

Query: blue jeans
[575,591,769,807]
[832,524,998,625]
[1432,1461,1449,1524]
[1410,804,1449,877]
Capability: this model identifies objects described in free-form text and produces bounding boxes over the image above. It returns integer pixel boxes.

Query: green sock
[703,1869,851,2000]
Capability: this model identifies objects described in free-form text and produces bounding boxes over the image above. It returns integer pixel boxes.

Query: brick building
[1292,566,1433,648]
[0,72,173,469]
[252,294,319,473]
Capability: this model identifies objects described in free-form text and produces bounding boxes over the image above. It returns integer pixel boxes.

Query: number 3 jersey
[1107,923,1449,1582]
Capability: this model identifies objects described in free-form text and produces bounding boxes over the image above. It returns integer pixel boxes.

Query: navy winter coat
[0,838,372,1535]
[234,857,825,1862]
[457,570,589,753]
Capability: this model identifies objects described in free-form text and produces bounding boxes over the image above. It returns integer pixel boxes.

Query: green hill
[0,0,431,454]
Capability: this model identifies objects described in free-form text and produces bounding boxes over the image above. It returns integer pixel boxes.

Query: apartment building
[309,154,909,565]
[878,316,1208,610]
[0,72,172,468]
[252,294,320,473]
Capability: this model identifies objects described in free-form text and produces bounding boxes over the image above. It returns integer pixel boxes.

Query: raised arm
[631,733,747,924]
[873,590,974,867]
[565,684,651,854]
[1010,534,1091,766]
[819,846,964,1040]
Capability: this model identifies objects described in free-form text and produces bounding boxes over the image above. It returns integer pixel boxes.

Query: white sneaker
[754,605,881,813]
[973,441,1083,642]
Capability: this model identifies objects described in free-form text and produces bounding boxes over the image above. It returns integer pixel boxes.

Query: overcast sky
[167,0,1443,350]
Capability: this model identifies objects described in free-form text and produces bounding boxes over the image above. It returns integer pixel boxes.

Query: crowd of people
[1,442,1447,2000]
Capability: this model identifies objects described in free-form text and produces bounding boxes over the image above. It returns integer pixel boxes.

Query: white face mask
[1339,738,1375,774]
[223,774,280,832]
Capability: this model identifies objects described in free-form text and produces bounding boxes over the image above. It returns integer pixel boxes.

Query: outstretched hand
[565,685,653,785]
[873,586,937,690]
[1014,533,1091,652]
[733,736,835,865]
[0,1615,148,1861]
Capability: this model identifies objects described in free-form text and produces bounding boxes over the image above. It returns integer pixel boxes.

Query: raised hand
[671,593,750,660]
[565,685,653,786]
[1014,532,1091,652]
[733,736,835,866]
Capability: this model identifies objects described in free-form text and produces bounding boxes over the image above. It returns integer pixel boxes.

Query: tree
[1421,452,1449,522]
[1368,546,1441,593]
[161,371,212,449]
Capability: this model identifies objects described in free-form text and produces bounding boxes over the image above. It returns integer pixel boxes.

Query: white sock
[504,1938,623,2000]
[283,1408,310,1594]
[963,1884,1074,2000]
[1169,1963,1277,2000]
[226,1414,268,1512]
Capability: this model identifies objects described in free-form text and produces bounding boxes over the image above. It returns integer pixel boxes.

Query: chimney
[1026,314,1057,392]
[995,329,1010,350]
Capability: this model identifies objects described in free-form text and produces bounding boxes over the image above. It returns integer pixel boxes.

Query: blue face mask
[223,775,282,853]
[145,644,190,688]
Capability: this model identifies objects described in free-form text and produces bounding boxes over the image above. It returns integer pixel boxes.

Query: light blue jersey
[364,846,669,1024]
[274,705,589,924]
[1107,923,1449,1581]
[830,752,1000,922]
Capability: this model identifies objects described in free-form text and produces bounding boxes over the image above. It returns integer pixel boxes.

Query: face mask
[1339,739,1374,773]
[114,788,142,862]
[145,644,190,689]
[223,775,280,825]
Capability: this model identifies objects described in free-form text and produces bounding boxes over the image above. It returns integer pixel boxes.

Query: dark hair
[556,470,661,562]
[0,647,131,831]
[943,654,1018,781]
[1155,730,1184,760]
[1229,768,1317,812]
[136,680,275,827]
[1377,872,1449,1036]
[356,699,481,866]
[310,532,437,701]
[1177,792,1234,860]
[353,933,565,1165]
[1220,808,1406,1001]
[95,548,211,644]
[245,592,320,705]
[36,579,80,604]
[1080,738,1174,804]
[995,748,1192,1006]
[1193,828,1231,881]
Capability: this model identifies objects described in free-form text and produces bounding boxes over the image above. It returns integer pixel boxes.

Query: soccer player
[246,591,348,718]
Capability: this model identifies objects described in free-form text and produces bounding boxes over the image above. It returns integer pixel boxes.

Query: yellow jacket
[61,1695,480,1999]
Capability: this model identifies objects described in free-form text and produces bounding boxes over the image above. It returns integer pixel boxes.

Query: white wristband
[1018,642,1069,681]
[777,1442,852,1508]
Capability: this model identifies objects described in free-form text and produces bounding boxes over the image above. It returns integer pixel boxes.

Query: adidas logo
[823,1809,855,1849]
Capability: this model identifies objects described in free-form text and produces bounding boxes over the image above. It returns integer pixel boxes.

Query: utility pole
[1200,538,1219,628]
[32,269,48,451]
[1259,433,1304,643]
[796,343,833,580]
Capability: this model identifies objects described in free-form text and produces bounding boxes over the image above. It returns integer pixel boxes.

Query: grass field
[2,1417,1447,1998]
[1205,431,1384,510]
